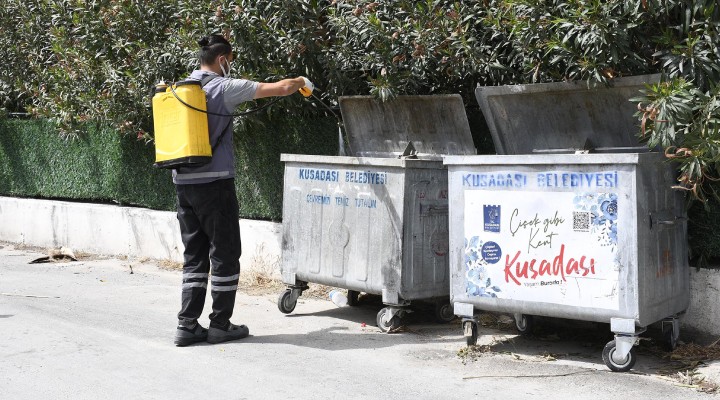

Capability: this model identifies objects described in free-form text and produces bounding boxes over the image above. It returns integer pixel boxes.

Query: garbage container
[445,74,690,372]
[278,95,475,331]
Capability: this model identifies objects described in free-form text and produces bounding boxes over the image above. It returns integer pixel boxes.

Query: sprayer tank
[152,80,212,168]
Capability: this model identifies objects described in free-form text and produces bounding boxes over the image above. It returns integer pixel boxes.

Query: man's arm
[253,77,306,99]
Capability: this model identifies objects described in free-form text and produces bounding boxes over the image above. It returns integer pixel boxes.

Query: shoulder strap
[197,74,232,152]
[212,118,233,152]
[200,75,216,88]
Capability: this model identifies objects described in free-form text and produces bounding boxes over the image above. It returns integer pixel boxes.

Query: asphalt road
[0,244,715,399]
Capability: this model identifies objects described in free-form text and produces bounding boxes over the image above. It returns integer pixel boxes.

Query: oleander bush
[1,0,720,262]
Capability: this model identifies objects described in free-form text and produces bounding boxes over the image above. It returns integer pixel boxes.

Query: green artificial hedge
[233,115,339,220]
[0,118,176,210]
[0,116,341,220]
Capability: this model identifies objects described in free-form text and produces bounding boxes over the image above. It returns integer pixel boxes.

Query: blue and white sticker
[481,241,502,264]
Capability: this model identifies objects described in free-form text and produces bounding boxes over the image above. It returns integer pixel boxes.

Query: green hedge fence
[0,116,339,219]
[1,115,718,266]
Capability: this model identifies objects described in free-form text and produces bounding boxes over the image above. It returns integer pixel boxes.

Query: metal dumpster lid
[474,74,661,155]
[338,95,475,158]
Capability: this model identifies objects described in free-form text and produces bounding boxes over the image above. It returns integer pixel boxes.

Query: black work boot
[174,322,208,347]
[207,322,250,344]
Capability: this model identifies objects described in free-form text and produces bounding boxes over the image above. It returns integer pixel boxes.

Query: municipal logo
[484,205,501,233]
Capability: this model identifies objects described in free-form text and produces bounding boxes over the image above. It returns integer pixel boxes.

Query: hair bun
[197,37,210,47]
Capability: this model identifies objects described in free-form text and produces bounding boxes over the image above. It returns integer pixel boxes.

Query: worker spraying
[163,34,313,346]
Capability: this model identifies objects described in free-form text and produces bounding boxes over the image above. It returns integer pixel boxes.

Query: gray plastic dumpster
[444,74,690,372]
[278,95,475,331]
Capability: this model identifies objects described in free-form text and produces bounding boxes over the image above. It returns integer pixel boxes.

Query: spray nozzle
[299,77,314,97]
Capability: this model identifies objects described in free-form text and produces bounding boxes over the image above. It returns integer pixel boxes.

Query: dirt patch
[641,340,720,393]
[457,335,513,364]
[239,269,333,299]
[240,269,285,295]
[670,341,720,363]
[156,259,183,271]
[4,241,47,254]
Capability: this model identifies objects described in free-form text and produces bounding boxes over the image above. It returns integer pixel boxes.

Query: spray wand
[306,89,351,157]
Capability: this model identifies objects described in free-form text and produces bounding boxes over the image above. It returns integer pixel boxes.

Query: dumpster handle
[650,215,687,229]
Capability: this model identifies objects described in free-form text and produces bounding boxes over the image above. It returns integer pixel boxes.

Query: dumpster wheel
[663,324,679,351]
[602,340,637,372]
[434,300,456,323]
[377,307,401,332]
[662,317,680,351]
[347,290,360,307]
[463,320,478,346]
[514,313,534,335]
[277,289,297,314]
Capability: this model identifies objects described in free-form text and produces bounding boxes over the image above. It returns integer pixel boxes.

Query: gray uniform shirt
[172,70,258,185]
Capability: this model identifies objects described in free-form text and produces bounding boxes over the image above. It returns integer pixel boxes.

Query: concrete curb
[0,196,281,270]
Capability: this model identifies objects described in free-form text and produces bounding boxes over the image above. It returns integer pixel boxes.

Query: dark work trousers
[176,178,242,327]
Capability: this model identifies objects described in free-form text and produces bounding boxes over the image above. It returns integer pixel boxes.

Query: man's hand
[254,77,310,99]
[298,77,314,97]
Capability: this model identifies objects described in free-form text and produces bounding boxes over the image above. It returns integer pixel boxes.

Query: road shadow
[207,295,464,351]
[286,294,458,329]
[185,325,462,351]
[245,326,460,350]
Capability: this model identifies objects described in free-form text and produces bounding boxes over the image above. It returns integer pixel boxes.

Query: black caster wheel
[464,320,478,346]
[347,290,360,307]
[377,307,401,332]
[602,340,637,372]
[515,314,534,335]
[663,322,679,351]
[434,300,456,323]
[277,289,297,314]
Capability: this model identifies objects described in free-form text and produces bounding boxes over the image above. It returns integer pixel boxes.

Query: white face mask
[219,56,232,78]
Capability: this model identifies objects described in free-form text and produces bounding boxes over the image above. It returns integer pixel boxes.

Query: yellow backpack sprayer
[152,80,212,168]
[152,76,286,169]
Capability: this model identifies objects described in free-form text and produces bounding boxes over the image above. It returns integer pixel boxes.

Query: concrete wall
[684,268,720,338]
[0,196,281,270]
[0,195,718,337]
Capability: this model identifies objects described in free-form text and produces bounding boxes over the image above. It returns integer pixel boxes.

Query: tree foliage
[0,1,662,131]
[630,0,720,201]
[0,1,719,201]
